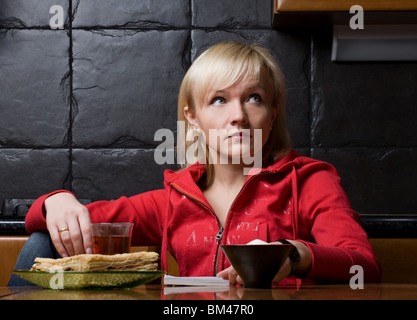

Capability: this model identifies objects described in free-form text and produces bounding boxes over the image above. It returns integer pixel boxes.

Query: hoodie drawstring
[161,189,174,273]
[291,166,299,239]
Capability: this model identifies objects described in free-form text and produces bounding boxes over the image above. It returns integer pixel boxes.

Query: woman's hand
[45,192,93,257]
[216,265,244,286]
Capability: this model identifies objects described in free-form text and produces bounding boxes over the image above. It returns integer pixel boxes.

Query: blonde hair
[177,41,291,187]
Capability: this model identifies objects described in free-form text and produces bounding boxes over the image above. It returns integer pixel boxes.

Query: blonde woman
[13,42,380,286]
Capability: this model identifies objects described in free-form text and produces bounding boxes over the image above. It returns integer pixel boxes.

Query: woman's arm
[25,189,167,258]
[297,164,382,283]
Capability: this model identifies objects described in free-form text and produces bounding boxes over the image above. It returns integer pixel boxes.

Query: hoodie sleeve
[25,189,167,247]
[296,162,381,283]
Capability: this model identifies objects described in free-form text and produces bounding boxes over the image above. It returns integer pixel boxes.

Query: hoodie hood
[164,149,324,188]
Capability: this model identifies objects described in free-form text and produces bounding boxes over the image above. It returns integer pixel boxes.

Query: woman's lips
[227,130,252,140]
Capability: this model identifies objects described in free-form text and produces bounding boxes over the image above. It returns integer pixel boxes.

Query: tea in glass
[92,223,133,255]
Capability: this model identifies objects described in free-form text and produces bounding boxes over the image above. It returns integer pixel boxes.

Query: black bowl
[221,244,293,288]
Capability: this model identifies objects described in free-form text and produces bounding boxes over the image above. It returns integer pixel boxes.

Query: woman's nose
[229,100,248,125]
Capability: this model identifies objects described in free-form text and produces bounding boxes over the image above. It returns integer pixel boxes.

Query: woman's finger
[59,225,75,256]
[229,269,238,285]
[217,266,240,286]
[216,267,230,280]
[49,227,69,258]
[78,208,93,254]
[67,218,84,255]
[236,275,244,285]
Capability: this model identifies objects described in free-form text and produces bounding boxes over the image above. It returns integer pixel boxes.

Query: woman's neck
[210,163,248,190]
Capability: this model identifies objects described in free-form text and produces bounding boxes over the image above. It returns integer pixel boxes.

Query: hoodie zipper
[213,226,224,274]
[215,227,224,241]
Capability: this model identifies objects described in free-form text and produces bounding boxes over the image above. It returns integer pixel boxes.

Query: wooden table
[1,283,417,300]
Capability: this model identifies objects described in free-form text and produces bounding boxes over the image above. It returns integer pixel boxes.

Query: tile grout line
[68,0,74,191]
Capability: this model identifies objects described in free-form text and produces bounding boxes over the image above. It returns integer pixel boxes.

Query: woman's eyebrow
[211,89,227,95]
[244,84,266,92]
[224,83,266,92]
[207,83,266,98]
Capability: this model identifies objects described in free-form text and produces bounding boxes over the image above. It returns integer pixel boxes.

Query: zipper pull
[215,227,224,241]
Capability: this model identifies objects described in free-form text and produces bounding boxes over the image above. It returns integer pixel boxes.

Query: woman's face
[186,70,277,165]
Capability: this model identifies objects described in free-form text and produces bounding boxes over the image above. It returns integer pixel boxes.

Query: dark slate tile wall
[0,0,416,216]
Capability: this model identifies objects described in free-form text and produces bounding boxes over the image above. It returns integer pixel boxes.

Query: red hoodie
[25,149,381,284]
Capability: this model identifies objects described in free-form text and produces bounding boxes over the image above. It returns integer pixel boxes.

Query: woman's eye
[247,94,262,103]
[210,97,226,105]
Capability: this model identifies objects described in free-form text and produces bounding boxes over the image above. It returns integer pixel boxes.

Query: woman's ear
[184,106,199,128]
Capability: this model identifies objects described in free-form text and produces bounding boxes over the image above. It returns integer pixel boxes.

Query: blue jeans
[8,232,60,286]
